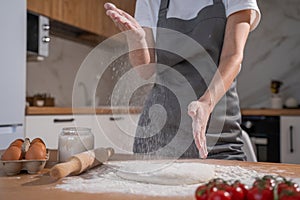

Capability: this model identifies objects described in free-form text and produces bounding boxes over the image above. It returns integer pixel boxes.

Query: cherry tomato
[207,179,227,188]
[280,196,300,200]
[208,184,231,194]
[279,189,300,200]
[278,182,300,196]
[247,186,274,200]
[206,179,230,195]
[232,181,248,200]
[253,177,275,190]
[195,185,209,200]
[208,186,219,194]
[208,190,231,200]
[228,185,245,200]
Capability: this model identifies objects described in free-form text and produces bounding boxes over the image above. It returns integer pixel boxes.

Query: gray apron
[133,0,245,160]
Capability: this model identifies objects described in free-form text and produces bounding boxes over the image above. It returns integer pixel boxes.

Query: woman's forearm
[199,53,243,111]
[127,27,156,78]
[199,10,252,111]
[127,27,154,66]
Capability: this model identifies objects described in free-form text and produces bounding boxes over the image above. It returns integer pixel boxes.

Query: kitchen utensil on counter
[26,93,55,107]
[58,127,94,162]
[50,147,114,179]
[270,80,283,109]
[271,95,283,109]
[271,80,282,94]
[36,100,44,107]
[285,97,299,108]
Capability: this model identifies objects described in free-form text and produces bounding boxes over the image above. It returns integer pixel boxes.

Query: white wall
[27,36,93,107]
[237,0,300,108]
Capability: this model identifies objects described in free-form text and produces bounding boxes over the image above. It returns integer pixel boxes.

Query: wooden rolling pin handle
[50,147,114,179]
[106,147,114,158]
[49,158,81,179]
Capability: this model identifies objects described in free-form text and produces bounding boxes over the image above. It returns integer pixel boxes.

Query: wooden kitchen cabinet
[27,0,63,21]
[280,116,300,164]
[27,0,136,38]
[25,115,94,149]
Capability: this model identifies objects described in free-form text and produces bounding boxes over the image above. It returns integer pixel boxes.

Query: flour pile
[55,161,275,197]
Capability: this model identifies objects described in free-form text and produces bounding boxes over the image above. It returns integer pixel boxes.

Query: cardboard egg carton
[0,150,49,175]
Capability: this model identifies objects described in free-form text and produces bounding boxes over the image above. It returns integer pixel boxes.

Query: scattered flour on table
[55,161,297,197]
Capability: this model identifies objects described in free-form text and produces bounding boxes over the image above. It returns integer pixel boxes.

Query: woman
[104,0,260,160]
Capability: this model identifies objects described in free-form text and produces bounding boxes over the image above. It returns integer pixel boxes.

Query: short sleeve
[225,0,261,31]
[134,0,159,28]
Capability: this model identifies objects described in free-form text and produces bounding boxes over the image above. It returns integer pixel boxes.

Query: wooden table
[241,108,300,116]
[25,106,142,115]
[25,107,300,116]
[1,154,300,200]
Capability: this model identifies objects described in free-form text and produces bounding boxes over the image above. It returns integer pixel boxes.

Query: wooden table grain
[1,154,300,200]
[25,106,142,115]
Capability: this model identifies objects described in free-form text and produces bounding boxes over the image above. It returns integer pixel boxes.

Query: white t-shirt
[134,0,261,32]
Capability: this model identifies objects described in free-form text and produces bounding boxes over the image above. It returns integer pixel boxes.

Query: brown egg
[25,142,47,160]
[31,138,45,145]
[9,139,24,148]
[1,146,22,161]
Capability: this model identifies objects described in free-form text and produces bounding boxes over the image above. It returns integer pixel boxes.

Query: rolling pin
[50,147,114,179]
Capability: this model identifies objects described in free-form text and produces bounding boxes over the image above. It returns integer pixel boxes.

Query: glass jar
[58,127,94,162]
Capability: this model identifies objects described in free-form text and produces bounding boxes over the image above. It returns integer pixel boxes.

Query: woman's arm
[104,3,155,78]
[201,9,252,108]
[129,27,156,78]
[188,10,252,158]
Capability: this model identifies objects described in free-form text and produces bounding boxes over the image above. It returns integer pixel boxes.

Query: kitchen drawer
[280,116,300,164]
[25,115,94,149]
[93,114,140,154]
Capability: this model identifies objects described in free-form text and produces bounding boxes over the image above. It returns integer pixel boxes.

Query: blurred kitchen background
[1,0,300,163]
[26,0,300,109]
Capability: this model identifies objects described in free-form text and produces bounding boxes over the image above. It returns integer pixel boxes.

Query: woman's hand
[187,100,211,159]
[104,3,146,42]
[104,2,154,73]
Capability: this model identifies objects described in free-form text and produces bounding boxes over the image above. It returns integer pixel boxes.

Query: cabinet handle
[289,125,294,153]
[109,117,124,121]
[53,118,75,123]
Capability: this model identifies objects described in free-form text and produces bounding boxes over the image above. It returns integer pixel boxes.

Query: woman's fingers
[105,10,129,31]
[104,2,116,10]
[192,117,208,159]
[188,101,200,117]
[188,100,209,159]
[105,3,126,17]
[105,3,134,24]
[192,118,202,149]
[105,3,141,32]
[198,126,208,158]
[105,3,128,24]
[199,139,208,158]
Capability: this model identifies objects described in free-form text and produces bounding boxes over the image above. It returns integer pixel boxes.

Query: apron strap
[213,0,222,4]
[159,0,222,18]
[159,0,170,18]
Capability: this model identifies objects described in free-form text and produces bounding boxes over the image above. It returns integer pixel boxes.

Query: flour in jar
[55,160,280,197]
[58,127,94,162]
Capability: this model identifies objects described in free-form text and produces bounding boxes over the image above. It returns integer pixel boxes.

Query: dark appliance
[241,115,280,162]
[27,11,50,58]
